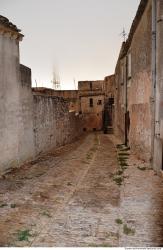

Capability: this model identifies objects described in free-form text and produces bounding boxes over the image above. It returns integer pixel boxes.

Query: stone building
[114,0,163,172]
[33,77,116,134]
[78,80,105,132]
[77,77,115,132]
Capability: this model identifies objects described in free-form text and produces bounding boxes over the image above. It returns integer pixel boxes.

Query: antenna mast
[120,28,127,42]
[52,69,61,90]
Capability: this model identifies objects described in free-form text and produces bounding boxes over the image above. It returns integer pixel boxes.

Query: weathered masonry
[78,77,115,133]
[114,0,163,172]
[78,80,105,132]
[0,16,83,174]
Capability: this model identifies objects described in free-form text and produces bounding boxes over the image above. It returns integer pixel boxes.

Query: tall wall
[115,49,126,142]
[33,94,82,156]
[78,80,104,92]
[115,1,152,161]
[104,75,115,99]
[0,25,25,173]
[19,64,35,163]
[128,1,152,161]
[33,88,80,113]
[153,0,163,171]
[0,16,83,174]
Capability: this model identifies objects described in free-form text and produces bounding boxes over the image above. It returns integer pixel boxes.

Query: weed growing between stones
[116,169,124,176]
[113,144,130,186]
[10,204,16,208]
[0,203,8,208]
[115,218,123,225]
[89,243,112,247]
[86,153,93,160]
[42,211,52,218]
[17,230,31,241]
[123,224,135,235]
[67,182,72,186]
[113,175,124,186]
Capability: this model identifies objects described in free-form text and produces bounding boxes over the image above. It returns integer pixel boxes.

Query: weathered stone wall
[104,75,115,99]
[33,94,83,155]
[0,26,83,174]
[80,95,104,131]
[115,1,152,161]
[0,31,25,173]
[33,88,80,113]
[128,1,152,161]
[68,111,84,141]
[19,64,35,163]
[78,80,104,92]
[114,54,126,142]
[153,0,163,171]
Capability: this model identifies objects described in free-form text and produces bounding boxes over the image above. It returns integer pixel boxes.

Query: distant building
[78,78,115,132]
[78,80,105,131]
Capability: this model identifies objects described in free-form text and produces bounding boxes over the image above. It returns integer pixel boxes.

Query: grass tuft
[10,204,16,208]
[0,203,8,208]
[17,230,31,241]
[89,243,112,247]
[116,169,124,176]
[42,211,52,218]
[123,224,135,236]
[115,218,123,225]
[113,175,123,186]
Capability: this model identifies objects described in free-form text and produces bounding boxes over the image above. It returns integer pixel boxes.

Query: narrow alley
[0,133,163,247]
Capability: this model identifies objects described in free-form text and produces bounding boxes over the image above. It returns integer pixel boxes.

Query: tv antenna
[51,69,61,90]
[120,28,127,42]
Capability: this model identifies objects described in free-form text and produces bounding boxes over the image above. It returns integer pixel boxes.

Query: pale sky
[1,0,140,89]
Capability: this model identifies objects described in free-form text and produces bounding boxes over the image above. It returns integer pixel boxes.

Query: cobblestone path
[0,133,163,247]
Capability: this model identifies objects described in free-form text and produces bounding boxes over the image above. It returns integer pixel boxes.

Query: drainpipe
[151,0,157,166]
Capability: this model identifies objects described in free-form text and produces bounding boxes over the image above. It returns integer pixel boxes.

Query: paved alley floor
[0,133,163,247]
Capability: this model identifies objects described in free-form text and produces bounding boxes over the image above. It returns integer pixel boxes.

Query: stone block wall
[1,62,83,174]
[33,94,77,156]
[128,1,152,161]
[115,1,152,161]
[19,65,35,164]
